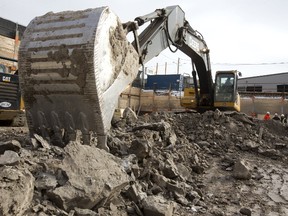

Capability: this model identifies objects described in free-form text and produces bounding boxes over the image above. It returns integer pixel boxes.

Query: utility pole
[165,62,167,74]
[177,57,180,74]
[155,63,158,75]
[142,66,146,88]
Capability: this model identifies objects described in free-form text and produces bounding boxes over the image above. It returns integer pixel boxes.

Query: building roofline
[0,17,26,40]
[239,71,288,80]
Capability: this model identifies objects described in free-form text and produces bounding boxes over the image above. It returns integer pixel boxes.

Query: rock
[109,202,127,216]
[274,142,286,149]
[239,139,259,151]
[142,195,174,216]
[166,182,185,196]
[0,166,34,216]
[210,208,225,216]
[160,159,179,179]
[123,107,138,124]
[35,172,58,190]
[152,173,169,188]
[128,139,151,160]
[230,112,255,126]
[221,156,235,168]
[126,182,147,202]
[133,121,177,145]
[191,165,205,174]
[197,141,210,148]
[126,184,141,203]
[233,159,251,180]
[186,190,201,202]
[0,139,21,154]
[47,142,130,211]
[259,149,280,158]
[150,185,163,195]
[175,163,191,181]
[33,134,51,149]
[121,154,138,174]
[258,127,264,140]
[226,121,239,133]
[174,193,189,206]
[213,109,222,120]
[239,207,252,216]
[0,150,20,166]
[74,207,98,216]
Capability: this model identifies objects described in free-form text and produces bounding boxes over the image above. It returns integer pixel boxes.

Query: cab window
[215,74,235,102]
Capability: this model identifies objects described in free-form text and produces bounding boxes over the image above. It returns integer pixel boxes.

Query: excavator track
[19,7,139,149]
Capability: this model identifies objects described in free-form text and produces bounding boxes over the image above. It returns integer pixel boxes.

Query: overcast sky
[1,0,288,78]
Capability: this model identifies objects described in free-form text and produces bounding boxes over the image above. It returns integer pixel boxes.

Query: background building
[238,72,288,93]
[238,72,288,118]
[145,74,184,91]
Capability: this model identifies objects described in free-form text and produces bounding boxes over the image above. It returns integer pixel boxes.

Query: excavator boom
[125,5,214,106]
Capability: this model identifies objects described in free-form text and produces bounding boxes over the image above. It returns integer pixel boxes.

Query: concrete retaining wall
[118,87,288,117]
[240,97,288,118]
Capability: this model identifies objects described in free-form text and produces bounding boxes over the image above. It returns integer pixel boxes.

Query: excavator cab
[214,70,240,111]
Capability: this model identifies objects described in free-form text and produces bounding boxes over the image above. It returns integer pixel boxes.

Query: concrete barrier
[241,96,288,118]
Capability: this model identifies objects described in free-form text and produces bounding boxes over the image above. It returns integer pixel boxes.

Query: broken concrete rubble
[142,195,174,216]
[0,139,21,154]
[0,166,34,216]
[0,150,20,166]
[232,159,252,180]
[47,141,130,211]
[0,109,288,215]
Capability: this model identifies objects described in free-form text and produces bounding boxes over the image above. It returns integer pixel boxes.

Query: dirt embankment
[0,110,288,216]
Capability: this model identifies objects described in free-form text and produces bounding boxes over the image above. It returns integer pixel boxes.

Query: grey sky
[1,0,287,78]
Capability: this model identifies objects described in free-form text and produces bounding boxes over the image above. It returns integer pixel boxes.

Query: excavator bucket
[18,7,139,149]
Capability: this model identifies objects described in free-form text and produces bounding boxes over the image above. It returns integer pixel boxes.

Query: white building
[238,72,288,93]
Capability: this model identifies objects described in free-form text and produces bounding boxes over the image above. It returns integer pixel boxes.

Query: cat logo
[2,76,11,82]
[0,102,11,108]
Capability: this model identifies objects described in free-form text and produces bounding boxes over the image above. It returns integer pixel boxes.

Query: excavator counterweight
[19,7,139,149]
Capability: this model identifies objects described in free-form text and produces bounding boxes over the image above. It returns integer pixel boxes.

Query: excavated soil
[0,110,288,216]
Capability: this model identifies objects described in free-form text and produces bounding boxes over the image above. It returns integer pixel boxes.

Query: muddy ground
[0,110,288,216]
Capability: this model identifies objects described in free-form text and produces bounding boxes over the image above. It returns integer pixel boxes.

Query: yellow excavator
[180,70,241,111]
[19,5,240,149]
[0,18,26,126]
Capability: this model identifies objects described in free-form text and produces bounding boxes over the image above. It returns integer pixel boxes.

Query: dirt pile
[0,110,288,215]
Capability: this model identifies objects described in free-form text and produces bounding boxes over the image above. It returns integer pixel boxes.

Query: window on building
[237,86,246,92]
[277,85,288,93]
[246,86,262,92]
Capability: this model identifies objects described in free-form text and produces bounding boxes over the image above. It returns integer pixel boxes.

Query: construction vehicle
[0,18,26,126]
[18,5,240,149]
[180,70,241,111]
[180,75,197,109]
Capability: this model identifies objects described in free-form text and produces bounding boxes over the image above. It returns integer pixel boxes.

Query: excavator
[0,18,26,126]
[180,70,241,110]
[18,5,240,150]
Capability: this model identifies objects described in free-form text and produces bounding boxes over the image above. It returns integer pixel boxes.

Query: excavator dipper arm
[124,5,214,106]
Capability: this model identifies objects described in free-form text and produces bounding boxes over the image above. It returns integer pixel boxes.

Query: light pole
[165,62,167,74]
[177,57,180,74]
[173,58,181,74]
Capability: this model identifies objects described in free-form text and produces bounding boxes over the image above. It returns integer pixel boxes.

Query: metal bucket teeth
[19,7,139,148]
